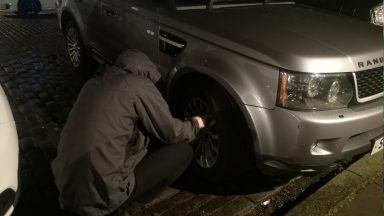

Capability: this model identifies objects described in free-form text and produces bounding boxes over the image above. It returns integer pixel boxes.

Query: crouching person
[51,49,205,216]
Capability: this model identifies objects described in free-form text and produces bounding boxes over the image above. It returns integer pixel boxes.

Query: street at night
[0,1,383,216]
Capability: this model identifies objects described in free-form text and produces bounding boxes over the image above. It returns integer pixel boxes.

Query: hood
[115,49,161,83]
[162,4,384,72]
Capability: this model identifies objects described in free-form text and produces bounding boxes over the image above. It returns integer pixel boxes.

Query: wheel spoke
[207,131,219,140]
[66,36,75,44]
[68,46,76,52]
[74,53,80,66]
[199,141,206,166]
[203,141,210,166]
[195,140,204,156]
[204,142,214,166]
[207,137,218,154]
[69,49,76,59]
[67,31,76,43]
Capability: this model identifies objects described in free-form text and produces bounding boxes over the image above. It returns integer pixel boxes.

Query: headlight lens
[371,3,384,27]
[277,71,354,110]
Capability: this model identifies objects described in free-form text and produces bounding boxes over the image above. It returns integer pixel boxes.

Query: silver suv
[56,0,384,180]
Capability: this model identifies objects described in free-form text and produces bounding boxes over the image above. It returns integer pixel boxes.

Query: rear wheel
[178,83,254,182]
[65,21,85,68]
[64,20,95,77]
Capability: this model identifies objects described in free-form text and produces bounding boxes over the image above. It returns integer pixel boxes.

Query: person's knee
[168,142,194,166]
[180,143,194,163]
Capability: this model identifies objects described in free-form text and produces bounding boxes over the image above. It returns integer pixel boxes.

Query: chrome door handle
[159,30,186,57]
[159,35,185,48]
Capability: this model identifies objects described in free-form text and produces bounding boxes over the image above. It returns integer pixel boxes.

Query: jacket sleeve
[134,81,200,144]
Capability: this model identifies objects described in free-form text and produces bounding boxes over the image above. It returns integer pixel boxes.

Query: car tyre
[178,83,254,182]
[64,20,95,77]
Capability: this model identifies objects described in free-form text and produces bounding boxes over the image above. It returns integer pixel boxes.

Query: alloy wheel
[66,26,81,68]
[185,97,219,168]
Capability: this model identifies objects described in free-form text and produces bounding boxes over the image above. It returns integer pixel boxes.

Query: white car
[0,85,18,216]
[0,0,55,15]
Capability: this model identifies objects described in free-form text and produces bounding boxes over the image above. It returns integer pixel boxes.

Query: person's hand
[193,116,205,129]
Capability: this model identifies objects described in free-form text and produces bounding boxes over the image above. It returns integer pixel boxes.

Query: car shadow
[172,167,300,196]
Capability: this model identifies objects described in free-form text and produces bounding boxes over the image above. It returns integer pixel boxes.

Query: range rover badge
[358,57,384,68]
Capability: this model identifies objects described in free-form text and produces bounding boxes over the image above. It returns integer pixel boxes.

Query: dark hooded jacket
[51,50,200,216]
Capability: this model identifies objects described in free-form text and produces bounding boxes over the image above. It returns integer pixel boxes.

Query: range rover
[56,0,383,180]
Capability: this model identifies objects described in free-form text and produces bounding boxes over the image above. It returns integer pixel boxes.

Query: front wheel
[178,83,254,182]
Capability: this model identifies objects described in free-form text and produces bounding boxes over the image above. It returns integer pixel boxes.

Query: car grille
[353,67,383,102]
[0,189,15,216]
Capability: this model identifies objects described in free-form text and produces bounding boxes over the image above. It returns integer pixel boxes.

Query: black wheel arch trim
[60,9,88,47]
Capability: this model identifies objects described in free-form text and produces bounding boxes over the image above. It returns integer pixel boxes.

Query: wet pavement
[0,13,363,216]
[286,153,383,216]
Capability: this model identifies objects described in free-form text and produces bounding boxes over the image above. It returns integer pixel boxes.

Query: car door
[157,11,188,79]
[90,0,124,62]
[99,0,161,64]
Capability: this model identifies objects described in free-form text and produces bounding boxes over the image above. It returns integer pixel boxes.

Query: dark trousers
[70,143,194,216]
[128,142,193,202]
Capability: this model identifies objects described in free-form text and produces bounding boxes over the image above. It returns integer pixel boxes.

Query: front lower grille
[353,67,383,103]
[0,189,15,216]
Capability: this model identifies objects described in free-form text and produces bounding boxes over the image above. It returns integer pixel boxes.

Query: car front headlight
[371,3,384,27]
[277,71,354,110]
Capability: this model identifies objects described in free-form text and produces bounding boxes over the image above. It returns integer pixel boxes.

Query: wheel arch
[167,67,260,156]
[59,9,87,44]
[168,68,245,112]
[60,10,75,34]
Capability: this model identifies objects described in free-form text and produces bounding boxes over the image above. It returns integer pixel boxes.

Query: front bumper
[247,99,383,173]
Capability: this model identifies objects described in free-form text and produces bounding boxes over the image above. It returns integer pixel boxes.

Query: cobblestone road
[0,13,85,216]
[0,13,354,216]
